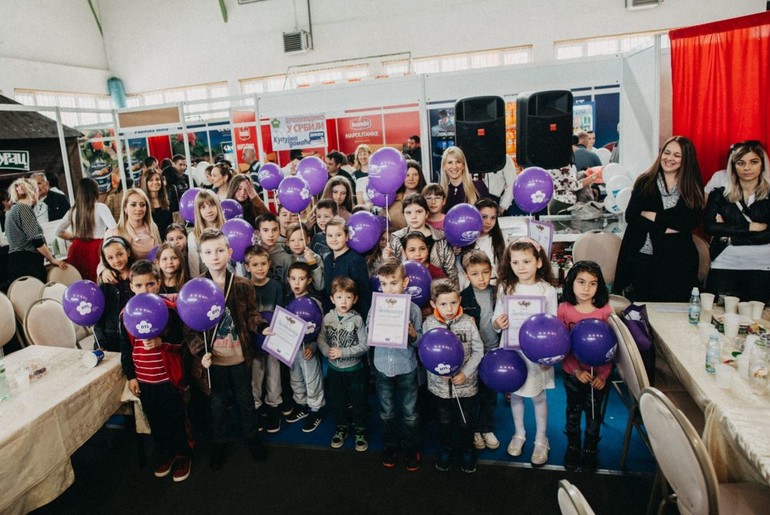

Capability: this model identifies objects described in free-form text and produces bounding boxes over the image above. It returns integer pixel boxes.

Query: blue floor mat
[261,371,655,474]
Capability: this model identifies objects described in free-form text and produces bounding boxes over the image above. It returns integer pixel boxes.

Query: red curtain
[147,135,172,163]
[670,11,770,184]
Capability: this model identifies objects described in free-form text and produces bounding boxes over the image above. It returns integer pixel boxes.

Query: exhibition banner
[270,114,327,150]
[232,110,259,171]
[336,114,383,155]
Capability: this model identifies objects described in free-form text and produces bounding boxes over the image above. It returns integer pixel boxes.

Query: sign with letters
[0,150,30,171]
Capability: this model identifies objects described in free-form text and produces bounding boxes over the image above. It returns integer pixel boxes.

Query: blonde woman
[353,144,372,205]
[6,178,67,282]
[188,189,225,277]
[439,146,488,212]
[56,177,116,282]
[99,188,162,284]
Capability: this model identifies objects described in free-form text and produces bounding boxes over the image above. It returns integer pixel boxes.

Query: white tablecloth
[0,346,124,515]
[645,303,770,486]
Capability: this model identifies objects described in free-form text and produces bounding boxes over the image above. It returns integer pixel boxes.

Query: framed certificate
[527,219,554,257]
[503,295,545,350]
[367,292,410,349]
[263,306,308,366]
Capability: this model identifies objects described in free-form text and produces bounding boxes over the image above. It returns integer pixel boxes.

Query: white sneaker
[506,435,526,457]
[531,439,550,466]
[473,432,485,450]
[482,432,500,450]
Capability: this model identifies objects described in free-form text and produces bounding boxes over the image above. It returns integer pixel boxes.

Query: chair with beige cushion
[47,264,82,286]
[557,479,595,515]
[40,281,67,302]
[572,231,622,285]
[0,292,16,351]
[692,234,710,287]
[39,281,94,349]
[7,276,46,347]
[23,298,78,348]
[639,387,770,514]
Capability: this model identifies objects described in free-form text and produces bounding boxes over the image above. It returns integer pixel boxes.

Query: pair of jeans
[375,368,419,451]
[434,393,477,457]
[475,381,497,434]
[140,381,192,458]
[327,366,367,428]
[563,372,608,438]
[209,362,260,445]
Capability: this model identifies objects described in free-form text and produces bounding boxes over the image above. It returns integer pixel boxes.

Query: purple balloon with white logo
[347,211,383,254]
[297,156,328,196]
[368,147,407,194]
[222,218,254,262]
[287,296,323,342]
[257,163,282,190]
[63,280,105,327]
[513,167,554,214]
[277,176,312,213]
[419,328,464,376]
[220,198,243,220]
[367,187,395,208]
[571,318,617,366]
[443,203,483,247]
[177,277,226,332]
[479,349,529,393]
[179,188,201,223]
[404,260,432,307]
[123,293,168,339]
[519,313,571,366]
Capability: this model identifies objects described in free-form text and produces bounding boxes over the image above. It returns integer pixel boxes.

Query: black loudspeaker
[516,90,573,169]
[454,96,506,174]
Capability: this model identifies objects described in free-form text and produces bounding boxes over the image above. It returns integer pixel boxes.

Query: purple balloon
[348,211,383,253]
[444,203,483,247]
[222,218,254,262]
[513,167,554,214]
[419,328,464,376]
[571,318,617,366]
[277,176,312,213]
[404,260,432,307]
[479,349,529,393]
[519,314,571,366]
[376,215,388,233]
[221,198,244,220]
[62,280,105,326]
[367,187,395,208]
[368,147,407,194]
[123,293,168,339]
[179,188,202,223]
[146,245,159,262]
[287,296,323,342]
[297,156,328,196]
[252,311,274,351]
[257,163,282,190]
[177,277,226,332]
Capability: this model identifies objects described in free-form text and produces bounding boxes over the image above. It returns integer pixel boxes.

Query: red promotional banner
[232,110,258,172]
[383,111,419,148]
[337,115,384,155]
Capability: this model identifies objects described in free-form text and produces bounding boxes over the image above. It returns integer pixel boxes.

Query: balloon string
[385,194,390,237]
[301,342,308,383]
[590,366,595,420]
[451,383,467,425]
[205,333,212,389]
[91,325,102,350]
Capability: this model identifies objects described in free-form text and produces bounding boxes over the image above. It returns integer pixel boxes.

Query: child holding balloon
[557,261,613,472]
[256,213,293,288]
[94,236,135,352]
[120,260,192,481]
[285,222,325,296]
[492,238,558,466]
[154,242,187,300]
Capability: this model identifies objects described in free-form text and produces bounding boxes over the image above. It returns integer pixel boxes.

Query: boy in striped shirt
[121,260,192,482]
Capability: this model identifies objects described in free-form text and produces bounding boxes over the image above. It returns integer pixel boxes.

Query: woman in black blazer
[614,136,705,301]
[703,142,770,302]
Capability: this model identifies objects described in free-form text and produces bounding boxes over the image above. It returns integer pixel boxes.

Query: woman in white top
[353,144,372,205]
[56,177,116,282]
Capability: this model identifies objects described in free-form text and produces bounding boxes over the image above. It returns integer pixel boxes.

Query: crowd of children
[89,173,617,482]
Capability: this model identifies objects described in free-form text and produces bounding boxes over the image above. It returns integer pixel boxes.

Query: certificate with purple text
[527,219,554,257]
[503,295,545,350]
[263,306,307,366]
[367,292,410,349]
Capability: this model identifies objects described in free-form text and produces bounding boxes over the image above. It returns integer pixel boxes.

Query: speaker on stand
[454,96,507,175]
[516,90,573,170]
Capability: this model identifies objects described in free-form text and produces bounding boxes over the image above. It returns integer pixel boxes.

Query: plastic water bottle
[749,335,769,395]
[0,358,10,401]
[705,333,720,374]
[688,287,701,324]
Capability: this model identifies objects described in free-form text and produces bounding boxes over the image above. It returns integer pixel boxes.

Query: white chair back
[557,479,595,515]
[608,314,649,401]
[8,275,45,322]
[571,232,622,284]
[692,234,710,286]
[23,298,78,348]
[609,294,631,315]
[0,292,15,348]
[41,281,67,302]
[639,387,719,515]
[47,265,82,286]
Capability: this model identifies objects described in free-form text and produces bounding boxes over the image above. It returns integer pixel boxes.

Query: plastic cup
[738,302,752,318]
[700,292,715,311]
[82,349,105,368]
[715,364,734,389]
[724,296,740,314]
[749,301,765,320]
[723,314,740,339]
[14,369,30,391]
[698,322,716,343]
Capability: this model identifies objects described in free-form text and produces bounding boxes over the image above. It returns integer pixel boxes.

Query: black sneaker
[381,447,397,468]
[302,411,322,433]
[285,406,308,423]
[404,451,421,472]
[461,451,477,474]
[280,402,294,416]
[331,426,348,448]
[265,408,281,433]
[354,427,368,452]
[435,450,451,472]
